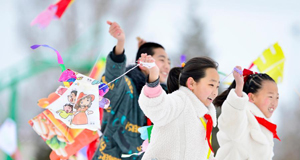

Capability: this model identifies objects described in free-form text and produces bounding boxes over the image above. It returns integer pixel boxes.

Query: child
[72,92,95,125]
[93,21,170,160]
[56,103,74,119]
[138,54,219,159]
[214,66,280,160]
[68,90,77,104]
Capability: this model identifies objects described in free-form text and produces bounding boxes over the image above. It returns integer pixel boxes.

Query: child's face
[80,97,91,107]
[64,105,72,113]
[152,48,171,83]
[190,68,219,107]
[68,93,76,104]
[250,80,279,118]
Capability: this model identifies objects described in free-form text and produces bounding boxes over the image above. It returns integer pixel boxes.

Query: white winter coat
[139,86,217,160]
[216,89,276,160]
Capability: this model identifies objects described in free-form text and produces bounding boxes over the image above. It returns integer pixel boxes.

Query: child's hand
[107,21,125,42]
[233,66,244,97]
[107,20,125,55]
[140,53,159,83]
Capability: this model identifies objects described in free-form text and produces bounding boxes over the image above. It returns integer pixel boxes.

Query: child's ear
[186,77,195,91]
[248,93,254,102]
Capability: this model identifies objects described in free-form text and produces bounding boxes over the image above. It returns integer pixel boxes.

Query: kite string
[221,71,233,82]
[89,47,106,78]
[99,61,155,90]
[220,67,243,82]
[99,63,141,90]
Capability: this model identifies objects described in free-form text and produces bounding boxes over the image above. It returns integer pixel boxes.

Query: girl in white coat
[214,66,280,160]
[138,54,219,160]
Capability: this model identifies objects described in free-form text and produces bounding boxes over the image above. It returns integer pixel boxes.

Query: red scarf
[254,116,281,141]
[204,114,214,153]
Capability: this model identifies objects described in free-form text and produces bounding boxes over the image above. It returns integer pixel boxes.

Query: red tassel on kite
[55,0,74,18]
[31,0,74,29]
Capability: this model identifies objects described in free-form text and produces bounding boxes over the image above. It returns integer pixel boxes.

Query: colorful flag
[89,57,106,80]
[31,0,75,29]
[30,44,110,159]
[0,118,17,156]
[253,43,285,83]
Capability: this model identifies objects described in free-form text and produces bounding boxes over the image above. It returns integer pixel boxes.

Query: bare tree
[177,0,211,64]
[274,101,300,160]
[3,1,146,159]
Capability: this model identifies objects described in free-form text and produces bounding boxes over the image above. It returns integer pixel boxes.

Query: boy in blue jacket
[93,21,170,160]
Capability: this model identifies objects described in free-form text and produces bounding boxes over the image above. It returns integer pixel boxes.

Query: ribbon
[203,114,214,154]
[31,44,66,72]
[243,68,258,82]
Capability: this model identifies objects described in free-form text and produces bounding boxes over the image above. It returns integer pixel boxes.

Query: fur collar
[179,86,217,127]
[247,101,272,122]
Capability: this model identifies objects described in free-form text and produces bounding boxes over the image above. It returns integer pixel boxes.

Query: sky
[1,0,299,130]
[119,0,300,123]
[200,0,300,116]
[0,0,300,159]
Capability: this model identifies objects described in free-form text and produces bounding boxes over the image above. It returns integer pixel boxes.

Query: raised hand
[107,21,125,41]
[233,66,244,97]
[107,21,125,55]
[140,53,159,83]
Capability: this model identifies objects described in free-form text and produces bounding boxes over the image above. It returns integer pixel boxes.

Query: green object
[5,86,17,160]
[5,155,13,160]
[147,125,153,143]
[59,64,66,72]
[59,141,67,148]
[218,71,227,76]
[1,21,107,160]
[9,86,17,123]
[46,136,66,150]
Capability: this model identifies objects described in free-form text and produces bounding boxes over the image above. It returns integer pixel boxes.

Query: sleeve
[138,86,185,127]
[144,77,161,98]
[217,89,249,141]
[101,46,127,99]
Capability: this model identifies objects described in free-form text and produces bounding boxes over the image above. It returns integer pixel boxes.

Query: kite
[249,42,285,83]
[28,44,109,160]
[0,118,18,157]
[137,125,153,153]
[180,54,186,67]
[31,0,75,29]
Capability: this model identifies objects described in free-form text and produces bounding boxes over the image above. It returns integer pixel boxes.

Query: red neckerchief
[146,116,152,126]
[204,114,214,153]
[254,115,281,141]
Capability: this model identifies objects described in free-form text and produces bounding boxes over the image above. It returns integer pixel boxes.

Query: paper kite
[250,43,285,83]
[138,125,153,153]
[29,44,110,160]
[31,0,74,29]
[0,118,17,156]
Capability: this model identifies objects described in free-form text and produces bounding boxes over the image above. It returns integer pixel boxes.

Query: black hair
[63,103,73,112]
[213,73,275,107]
[135,42,165,61]
[71,90,77,96]
[167,57,218,93]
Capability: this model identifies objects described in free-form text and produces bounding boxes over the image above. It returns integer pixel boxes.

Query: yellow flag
[253,43,285,83]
